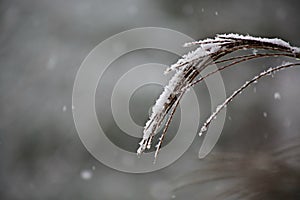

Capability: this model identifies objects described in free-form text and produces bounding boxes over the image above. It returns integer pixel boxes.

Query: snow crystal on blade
[137,66,188,155]
[165,42,221,73]
[138,35,225,155]
[218,33,292,48]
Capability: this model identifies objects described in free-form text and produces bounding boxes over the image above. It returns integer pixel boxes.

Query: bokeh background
[1,0,300,199]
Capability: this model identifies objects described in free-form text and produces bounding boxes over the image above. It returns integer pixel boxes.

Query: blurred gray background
[1,0,300,199]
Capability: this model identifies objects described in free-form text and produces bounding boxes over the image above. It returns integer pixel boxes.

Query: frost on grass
[137,33,300,159]
[137,39,221,156]
[199,62,300,136]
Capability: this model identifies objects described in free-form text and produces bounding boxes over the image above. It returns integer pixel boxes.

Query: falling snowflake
[274,92,281,100]
[263,112,268,118]
[80,169,93,180]
[62,105,67,112]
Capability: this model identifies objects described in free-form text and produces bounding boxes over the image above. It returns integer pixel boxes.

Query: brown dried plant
[136,34,300,159]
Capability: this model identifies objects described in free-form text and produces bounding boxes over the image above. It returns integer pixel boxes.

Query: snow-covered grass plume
[137,33,300,159]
